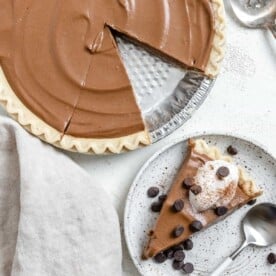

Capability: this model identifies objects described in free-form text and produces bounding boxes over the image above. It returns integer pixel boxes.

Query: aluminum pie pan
[117,37,215,144]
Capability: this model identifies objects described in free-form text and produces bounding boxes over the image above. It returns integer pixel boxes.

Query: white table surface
[1,1,275,275]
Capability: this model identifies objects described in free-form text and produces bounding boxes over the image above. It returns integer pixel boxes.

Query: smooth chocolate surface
[0,0,215,138]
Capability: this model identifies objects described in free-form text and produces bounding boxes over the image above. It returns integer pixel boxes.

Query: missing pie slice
[143,139,263,259]
[0,0,225,153]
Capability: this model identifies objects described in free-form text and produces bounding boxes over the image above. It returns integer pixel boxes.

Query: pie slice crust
[0,0,225,154]
[143,139,263,259]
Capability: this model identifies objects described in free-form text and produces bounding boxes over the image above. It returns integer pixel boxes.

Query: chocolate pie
[0,1,225,153]
[143,139,263,259]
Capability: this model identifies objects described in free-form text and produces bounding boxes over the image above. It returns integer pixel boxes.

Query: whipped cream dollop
[189,160,239,212]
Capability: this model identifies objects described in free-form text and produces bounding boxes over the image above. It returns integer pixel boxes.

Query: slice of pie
[143,139,263,259]
[0,0,225,153]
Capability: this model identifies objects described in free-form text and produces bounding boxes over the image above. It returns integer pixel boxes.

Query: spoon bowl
[243,203,276,246]
[211,203,276,276]
[230,0,276,38]
[230,0,276,27]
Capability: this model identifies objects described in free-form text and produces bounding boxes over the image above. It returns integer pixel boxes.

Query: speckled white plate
[124,134,276,276]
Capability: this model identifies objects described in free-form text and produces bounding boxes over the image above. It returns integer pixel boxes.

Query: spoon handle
[210,240,248,276]
[268,25,276,39]
[209,257,233,276]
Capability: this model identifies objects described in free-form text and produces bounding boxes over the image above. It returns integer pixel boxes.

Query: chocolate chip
[227,145,238,155]
[172,199,184,212]
[247,199,257,206]
[216,166,230,179]
[173,250,185,262]
[158,194,167,203]
[183,263,194,274]
[215,206,228,216]
[171,244,183,252]
[267,253,276,264]
[172,225,184,238]
[147,187,159,198]
[151,201,163,212]
[154,252,167,263]
[165,249,174,259]
[190,185,202,195]
[172,260,184,270]
[182,177,194,189]
[189,220,203,232]
[183,239,193,250]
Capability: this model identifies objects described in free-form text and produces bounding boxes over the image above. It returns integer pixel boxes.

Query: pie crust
[0,0,225,154]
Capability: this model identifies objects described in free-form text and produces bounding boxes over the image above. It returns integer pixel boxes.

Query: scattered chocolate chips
[173,250,185,262]
[172,225,184,238]
[151,201,163,212]
[227,145,238,155]
[183,239,193,250]
[165,249,174,259]
[183,262,194,274]
[267,252,276,264]
[158,194,167,203]
[215,206,228,216]
[189,220,203,232]
[190,185,202,195]
[182,177,194,189]
[247,199,257,206]
[147,186,159,198]
[172,199,184,212]
[154,252,167,263]
[172,260,184,270]
[216,166,230,179]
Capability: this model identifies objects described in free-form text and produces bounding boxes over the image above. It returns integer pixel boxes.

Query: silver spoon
[230,0,276,38]
[210,203,276,276]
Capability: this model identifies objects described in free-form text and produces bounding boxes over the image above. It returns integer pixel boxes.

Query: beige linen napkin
[0,117,122,276]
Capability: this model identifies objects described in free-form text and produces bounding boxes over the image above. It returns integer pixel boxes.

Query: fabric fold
[0,117,122,276]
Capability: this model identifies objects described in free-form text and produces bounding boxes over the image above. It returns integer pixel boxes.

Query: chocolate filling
[0,0,215,138]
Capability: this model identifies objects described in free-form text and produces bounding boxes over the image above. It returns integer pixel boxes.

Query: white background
[1,1,275,275]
